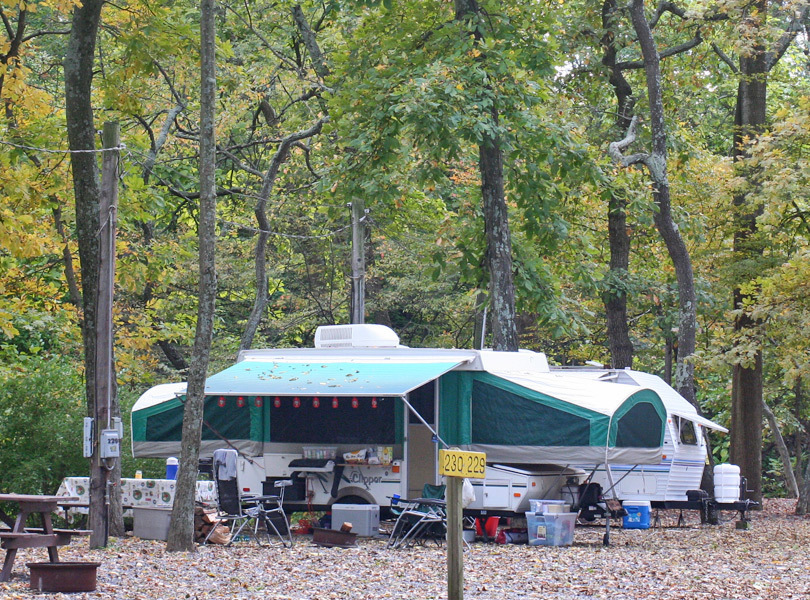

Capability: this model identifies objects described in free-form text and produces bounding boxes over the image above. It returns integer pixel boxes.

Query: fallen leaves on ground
[2,499,809,599]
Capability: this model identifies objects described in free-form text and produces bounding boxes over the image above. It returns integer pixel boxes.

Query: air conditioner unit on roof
[314,324,400,349]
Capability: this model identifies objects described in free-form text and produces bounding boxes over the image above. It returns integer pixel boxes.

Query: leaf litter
[1,499,808,599]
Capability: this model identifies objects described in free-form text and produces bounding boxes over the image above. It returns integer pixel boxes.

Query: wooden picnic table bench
[0,493,87,582]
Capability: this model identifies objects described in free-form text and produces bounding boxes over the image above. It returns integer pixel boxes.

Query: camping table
[0,493,83,582]
[56,477,217,520]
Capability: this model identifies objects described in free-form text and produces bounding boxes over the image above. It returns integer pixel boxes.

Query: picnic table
[0,493,90,582]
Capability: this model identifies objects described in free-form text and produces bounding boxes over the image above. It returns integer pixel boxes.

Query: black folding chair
[387,483,447,549]
[204,449,293,547]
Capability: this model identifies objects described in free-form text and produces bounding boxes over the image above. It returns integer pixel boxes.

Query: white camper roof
[131,382,187,412]
[549,368,728,433]
[493,370,657,417]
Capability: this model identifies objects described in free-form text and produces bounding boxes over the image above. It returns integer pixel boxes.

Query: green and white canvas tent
[132,346,667,465]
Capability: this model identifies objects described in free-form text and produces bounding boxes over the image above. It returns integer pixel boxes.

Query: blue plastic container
[622,501,651,529]
[165,457,178,480]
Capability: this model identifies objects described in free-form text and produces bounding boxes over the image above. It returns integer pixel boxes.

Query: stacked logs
[194,504,231,544]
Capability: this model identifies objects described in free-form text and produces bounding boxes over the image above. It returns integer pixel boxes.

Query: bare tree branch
[711,41,738,73]
[608,115,650,167]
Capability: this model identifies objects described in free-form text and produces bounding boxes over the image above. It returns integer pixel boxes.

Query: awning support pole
[399,394,448,449]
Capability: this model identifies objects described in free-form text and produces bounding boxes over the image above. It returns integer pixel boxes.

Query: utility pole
[90,121,119,548]
[350,198,366,324]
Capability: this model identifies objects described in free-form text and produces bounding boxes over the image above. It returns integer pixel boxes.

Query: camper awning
[671,410,728,433]
[203,359,467,397]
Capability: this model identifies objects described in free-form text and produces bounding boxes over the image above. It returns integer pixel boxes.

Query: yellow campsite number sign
[439,449,486,479]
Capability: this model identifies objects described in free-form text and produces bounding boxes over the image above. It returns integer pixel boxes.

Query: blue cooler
[165,457,179,480]
[623,501,651,529]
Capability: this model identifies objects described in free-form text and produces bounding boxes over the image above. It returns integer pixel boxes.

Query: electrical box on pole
[100,429,120,458]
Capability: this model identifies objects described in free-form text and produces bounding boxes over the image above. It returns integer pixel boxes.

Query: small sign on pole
[439,448,486,600]
[439,449,487,479]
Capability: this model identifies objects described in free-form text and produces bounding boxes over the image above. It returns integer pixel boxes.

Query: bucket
[623,501,651,529]
[713,464,741,502]
[165,456,179,480]
[475,516,499,538]
[28,562,101,592]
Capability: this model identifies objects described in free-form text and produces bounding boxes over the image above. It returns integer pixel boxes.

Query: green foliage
[0,352,87,495]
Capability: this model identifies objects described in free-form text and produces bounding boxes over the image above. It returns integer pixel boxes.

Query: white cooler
[331,504,380,537]
[133,507,172,541]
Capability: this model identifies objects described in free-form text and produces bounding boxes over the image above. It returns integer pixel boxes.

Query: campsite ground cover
[1,499,807,599]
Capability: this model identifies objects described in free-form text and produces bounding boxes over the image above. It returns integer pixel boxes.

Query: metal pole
[350,198,365,324]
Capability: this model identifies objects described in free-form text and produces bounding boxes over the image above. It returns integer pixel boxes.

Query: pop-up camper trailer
[548,368,728,505]
[131,325,669,516]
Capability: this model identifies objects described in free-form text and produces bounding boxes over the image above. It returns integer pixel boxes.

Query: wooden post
[90,121,119,548]
[439,448,485,600]
[350,197,365,324]
[446,475,463,600]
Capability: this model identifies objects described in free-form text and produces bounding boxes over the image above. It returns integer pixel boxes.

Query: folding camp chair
[204,449,293,547]
[387,483,447,549]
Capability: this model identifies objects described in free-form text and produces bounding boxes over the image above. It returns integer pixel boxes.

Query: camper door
[405,381,439,499]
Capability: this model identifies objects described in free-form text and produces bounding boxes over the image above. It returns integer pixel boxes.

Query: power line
[0,139,126,154]
[220,218,353,240]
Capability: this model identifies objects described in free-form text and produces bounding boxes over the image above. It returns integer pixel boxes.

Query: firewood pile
[194,504,231,545]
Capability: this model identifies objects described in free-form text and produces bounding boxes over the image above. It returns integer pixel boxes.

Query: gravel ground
[1,499,808,599]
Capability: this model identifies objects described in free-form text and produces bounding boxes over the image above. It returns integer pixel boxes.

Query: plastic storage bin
[526,511,547,546]
[623,500,651,529]
[303,446,338,460]
[529,499,568,514]
[527,511,576,546]
[544,512,577,546]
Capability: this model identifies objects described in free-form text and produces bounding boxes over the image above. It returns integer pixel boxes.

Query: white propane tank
[713,463,741,503]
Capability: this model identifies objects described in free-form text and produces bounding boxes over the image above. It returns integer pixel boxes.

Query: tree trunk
[624,1,706,490]
[798,464,810,515]
[167,0,217,552]
[601,0,635,368]
[762,399,799,497]
[454,0,518,352]
[292,4,329,79]
[63,0,105,549]
[52,207,82,306]
[629,0,698,405]
[239,119,325,351]
[479,135,518,351]
[729,0,768,507]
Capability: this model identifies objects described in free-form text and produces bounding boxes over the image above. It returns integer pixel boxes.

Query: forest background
[0,0,809,514]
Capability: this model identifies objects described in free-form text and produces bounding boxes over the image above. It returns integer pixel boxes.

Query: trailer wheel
[334,495,368,505]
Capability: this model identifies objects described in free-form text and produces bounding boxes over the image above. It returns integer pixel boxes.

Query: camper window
[270,395,396,444]
[407,381,436,425]
[676,417,698,446]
